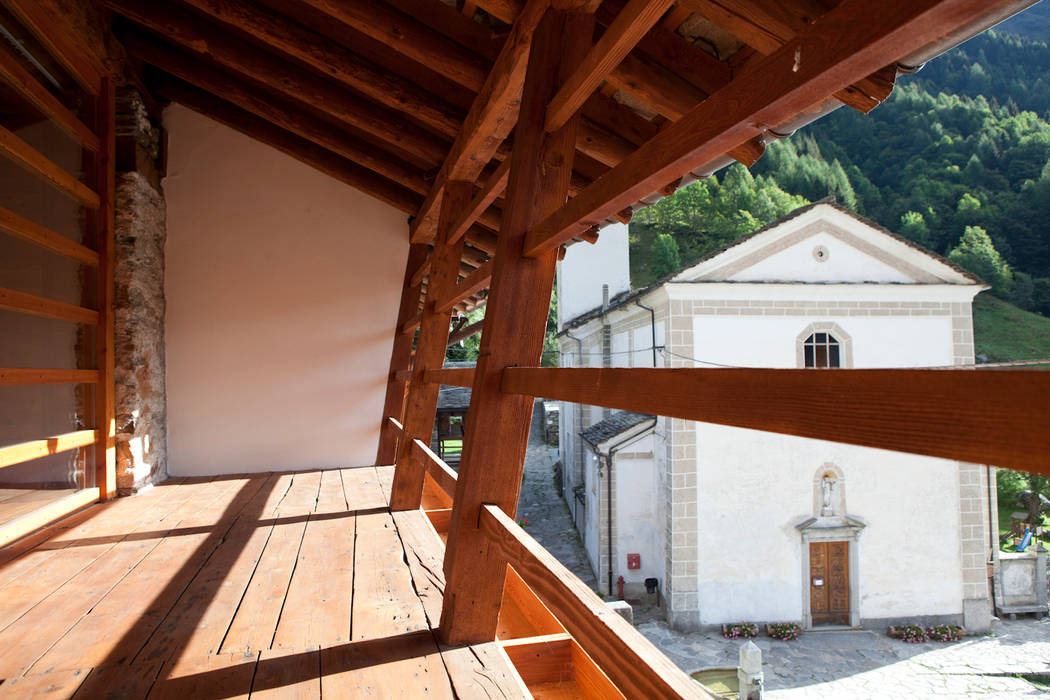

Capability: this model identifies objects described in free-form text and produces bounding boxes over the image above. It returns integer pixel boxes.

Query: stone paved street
[516,401,1050,698]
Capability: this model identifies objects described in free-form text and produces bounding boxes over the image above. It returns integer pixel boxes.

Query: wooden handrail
[501,366,1050,476]
[411,438,457,500]
[0,368,100,385]
[480,504,705,698]
[0,430,98,470]
[423,367,475,388]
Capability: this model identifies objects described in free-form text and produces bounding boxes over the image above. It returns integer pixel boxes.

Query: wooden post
[389,182,472,510]
[439,8,589,645]
[376,243,430,465]
[93,77,116,499]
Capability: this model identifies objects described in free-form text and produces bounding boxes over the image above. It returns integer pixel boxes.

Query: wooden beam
[295,0,491,92]
[377,244,431,465]
[440,7,587,646]
[0,286,99,325]
[0,0,106,95]
[436,261,493,313]
[124,36,431,195]
[0,43,100,151]
[423,368,477,388]
[0,125,100,208]
[175,0,463,139]
[408,0,551,243]
[400,312,423,335]
[448,318,485,346]
[545,0,676,132]
[502,366,1050,477]
[0,369,100,385]
[677,0,897,113]
[449,159,512,245]
[391,181,473,510]
[0,206,99,266]
[91,78,117,500]
[480,504,703,698]
[411,438,459,501]
[105,0,448,169]
[0,430,98,470]
[524,0,999,256]
[153,77,423,214]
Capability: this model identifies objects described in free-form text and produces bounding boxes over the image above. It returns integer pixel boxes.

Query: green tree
[650,233,681,278]
[899,210,931,246]
[949,225,1014,296]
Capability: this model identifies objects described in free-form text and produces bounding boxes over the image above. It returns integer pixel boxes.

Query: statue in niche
[821,474,837,517]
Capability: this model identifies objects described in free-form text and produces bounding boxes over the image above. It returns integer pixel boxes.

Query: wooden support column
[93,77,117,500]
[439,8,588,645]
[389,183,472,509]
[375,243,430,465]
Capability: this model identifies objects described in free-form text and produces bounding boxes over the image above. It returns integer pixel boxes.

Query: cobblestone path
[515,401,597,590]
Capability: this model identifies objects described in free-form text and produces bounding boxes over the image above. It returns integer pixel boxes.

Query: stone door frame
[798,517,866,629]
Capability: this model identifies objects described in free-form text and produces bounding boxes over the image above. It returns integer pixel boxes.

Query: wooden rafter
[408,0,550,244]
[524,0,1002,256]
[105,0,449,168]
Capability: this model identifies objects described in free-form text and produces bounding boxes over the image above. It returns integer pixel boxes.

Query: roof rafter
[524,0,1007,256]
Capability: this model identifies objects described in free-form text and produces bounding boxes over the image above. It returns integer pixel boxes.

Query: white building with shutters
[556,202,996,633]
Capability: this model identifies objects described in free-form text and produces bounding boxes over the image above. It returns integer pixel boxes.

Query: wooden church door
[810,541,850,626]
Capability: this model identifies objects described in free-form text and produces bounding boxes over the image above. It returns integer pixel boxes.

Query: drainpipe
[593,424,656,598]
[635,299,657,367]
[565,330,584,522]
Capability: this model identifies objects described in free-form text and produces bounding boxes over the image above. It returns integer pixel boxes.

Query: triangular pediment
[672,203,980,285]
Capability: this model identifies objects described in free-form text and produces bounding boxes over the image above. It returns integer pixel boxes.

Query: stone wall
[113,89,167,494]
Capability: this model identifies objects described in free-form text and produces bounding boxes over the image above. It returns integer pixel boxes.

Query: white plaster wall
[556,223,631,328]
[584,450,601,576]
[695,423,963,624]
[163,106,408,475]
[614,434,664,588]
[690,314,954,369]
[729,231,913,283]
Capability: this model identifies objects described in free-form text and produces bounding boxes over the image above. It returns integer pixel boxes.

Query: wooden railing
[0,2,116,545]
[404,425,707,698]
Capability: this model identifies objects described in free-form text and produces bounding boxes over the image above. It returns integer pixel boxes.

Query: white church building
[556,201,996,633]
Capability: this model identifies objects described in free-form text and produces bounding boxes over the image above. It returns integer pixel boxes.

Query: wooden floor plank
[132,473,295,665]
[70,661,164,699]
[352,511,430,641]
[0,478,192,591]
[221,471,322,655]
[0,477,254,679]
[393,509,530,699]
[0,667,89,697]
[319,630,452,699]
[272,470,355,650]
[148,651,258,700]
[0,488,77,524]
[374,465,395,506]
[251,647,320,699]
[29,475,272,673]
[340,467,388,511]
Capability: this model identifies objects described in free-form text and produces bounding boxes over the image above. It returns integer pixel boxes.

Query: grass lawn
[973,293,1050,364]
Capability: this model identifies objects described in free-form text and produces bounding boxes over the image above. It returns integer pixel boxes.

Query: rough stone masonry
[113,87,167,494]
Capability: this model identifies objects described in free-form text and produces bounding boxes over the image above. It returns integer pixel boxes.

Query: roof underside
[101,0,1035,314]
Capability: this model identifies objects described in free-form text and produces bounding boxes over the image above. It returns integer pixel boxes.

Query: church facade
[556,202,996,633]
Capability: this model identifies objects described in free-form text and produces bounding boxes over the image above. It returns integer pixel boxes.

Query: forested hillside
[631,22,1050,320]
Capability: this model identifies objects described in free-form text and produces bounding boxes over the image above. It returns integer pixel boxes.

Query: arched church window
[804,332,840,368]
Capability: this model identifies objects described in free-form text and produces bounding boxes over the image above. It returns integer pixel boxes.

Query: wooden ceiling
[102,0,1032,313]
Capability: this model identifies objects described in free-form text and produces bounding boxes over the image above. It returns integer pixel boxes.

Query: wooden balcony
[0,456,701,698]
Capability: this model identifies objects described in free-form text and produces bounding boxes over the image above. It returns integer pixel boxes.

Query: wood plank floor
[0,466,526,698]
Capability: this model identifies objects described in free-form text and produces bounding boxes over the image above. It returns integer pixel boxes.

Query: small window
[804,333,841,368]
